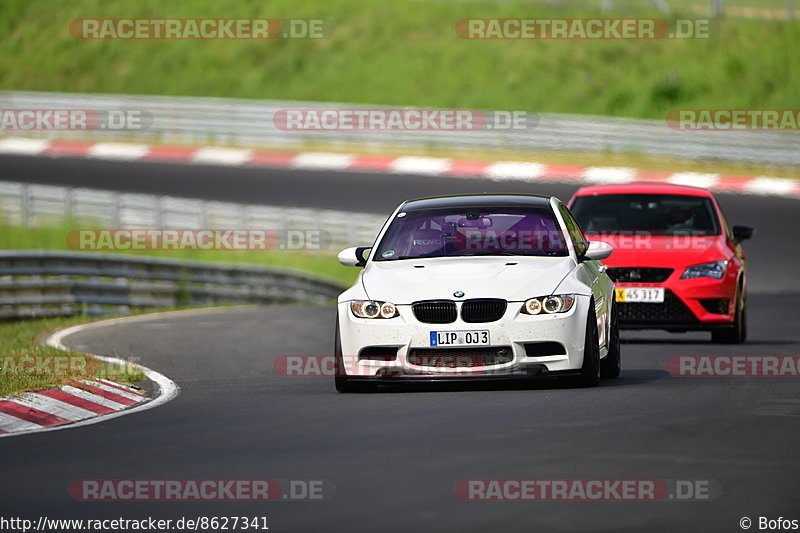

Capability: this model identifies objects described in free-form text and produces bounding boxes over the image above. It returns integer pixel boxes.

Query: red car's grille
[607,267,674,283]
[617,290,698,325]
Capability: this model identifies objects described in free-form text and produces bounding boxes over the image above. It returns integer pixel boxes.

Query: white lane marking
[3,139,798,201]
[667,172,720,189]
[291,152,354,170]
[0,411,42,432]
[390,156,451,175]
[79,380,146,401]
[0,138,50,155]
[10,393,96,421]
[87,142,150,160]
[582,166,637,184]
[483,161,546,181]
[745,177,798,196]
[60,385,127,410]
[191,147,253,166]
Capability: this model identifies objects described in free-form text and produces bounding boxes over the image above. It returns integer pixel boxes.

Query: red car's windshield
[570,194,721,236]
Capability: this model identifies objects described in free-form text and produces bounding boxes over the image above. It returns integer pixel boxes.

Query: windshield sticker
[382,250,395,258]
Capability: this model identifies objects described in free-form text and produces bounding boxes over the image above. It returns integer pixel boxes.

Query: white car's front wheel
[577,304,601,387]
[601,303,621,379]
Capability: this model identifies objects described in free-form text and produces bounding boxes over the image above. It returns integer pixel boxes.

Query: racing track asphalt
[1,155,799,532]
[0,153,796,294]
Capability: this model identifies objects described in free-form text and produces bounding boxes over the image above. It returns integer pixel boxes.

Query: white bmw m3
[334,194,620,392]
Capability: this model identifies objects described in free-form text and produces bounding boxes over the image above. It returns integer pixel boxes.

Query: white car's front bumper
[337,296,591,379]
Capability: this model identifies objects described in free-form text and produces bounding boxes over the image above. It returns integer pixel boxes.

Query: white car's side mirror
[338,246,372,267]
[583,240,613,261]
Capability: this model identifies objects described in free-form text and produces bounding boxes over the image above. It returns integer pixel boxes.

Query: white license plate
[615,287,665,303]
[430,330,490,347]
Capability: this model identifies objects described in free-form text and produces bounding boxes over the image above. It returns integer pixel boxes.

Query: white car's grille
[412,299,508,324]
[408,347,513,367]
[412,300,457,323]
[461,299,507,323]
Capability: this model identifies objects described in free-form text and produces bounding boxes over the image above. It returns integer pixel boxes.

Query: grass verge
[0,221,360,286]
[0,0,797,120]
[0,315,146,397]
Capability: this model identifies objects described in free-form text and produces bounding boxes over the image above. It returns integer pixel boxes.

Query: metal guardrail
[1,91,798,166]
[0,250,346,318]
[0,180,387,252]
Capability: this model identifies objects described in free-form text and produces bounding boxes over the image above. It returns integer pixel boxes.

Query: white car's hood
[361,256,576,304]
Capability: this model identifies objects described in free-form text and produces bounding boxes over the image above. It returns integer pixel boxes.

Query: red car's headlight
[681,260,728,280]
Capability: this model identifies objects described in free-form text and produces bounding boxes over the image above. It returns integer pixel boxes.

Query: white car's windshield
[374,206,568,261]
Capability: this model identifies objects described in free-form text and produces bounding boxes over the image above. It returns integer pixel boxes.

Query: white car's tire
[577,303,601,387]
[601,303,621,379]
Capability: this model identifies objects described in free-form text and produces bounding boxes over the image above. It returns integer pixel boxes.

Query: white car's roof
[401,194,557,211]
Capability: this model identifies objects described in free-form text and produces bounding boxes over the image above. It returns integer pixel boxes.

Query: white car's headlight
[680,260,728,280]
[522,294,576,315]
[350,300,399,319]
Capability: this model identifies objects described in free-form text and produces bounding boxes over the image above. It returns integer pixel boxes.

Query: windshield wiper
[452,251,519,256]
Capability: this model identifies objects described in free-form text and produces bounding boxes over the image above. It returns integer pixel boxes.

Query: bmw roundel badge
[453,291,465,298]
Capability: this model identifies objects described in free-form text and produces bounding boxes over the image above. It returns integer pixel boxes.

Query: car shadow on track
[622,337,794,345]
[355,370,669,394]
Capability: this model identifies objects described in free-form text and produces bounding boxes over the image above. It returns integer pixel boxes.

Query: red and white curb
[0,379,147,434]
[0,315,180,438]
[1,137,798,199]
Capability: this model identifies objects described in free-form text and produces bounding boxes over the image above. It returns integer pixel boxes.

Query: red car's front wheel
[712,285,747,344]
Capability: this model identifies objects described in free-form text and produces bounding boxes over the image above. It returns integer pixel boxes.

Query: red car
[568,182,753,343]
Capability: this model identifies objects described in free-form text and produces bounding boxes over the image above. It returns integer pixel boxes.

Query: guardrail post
[20,183,30,227]
[155,196,164,229]
[201,200,209,228]
[65,187,74,221]
[112,192,121,227]
[650,0,670,14]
